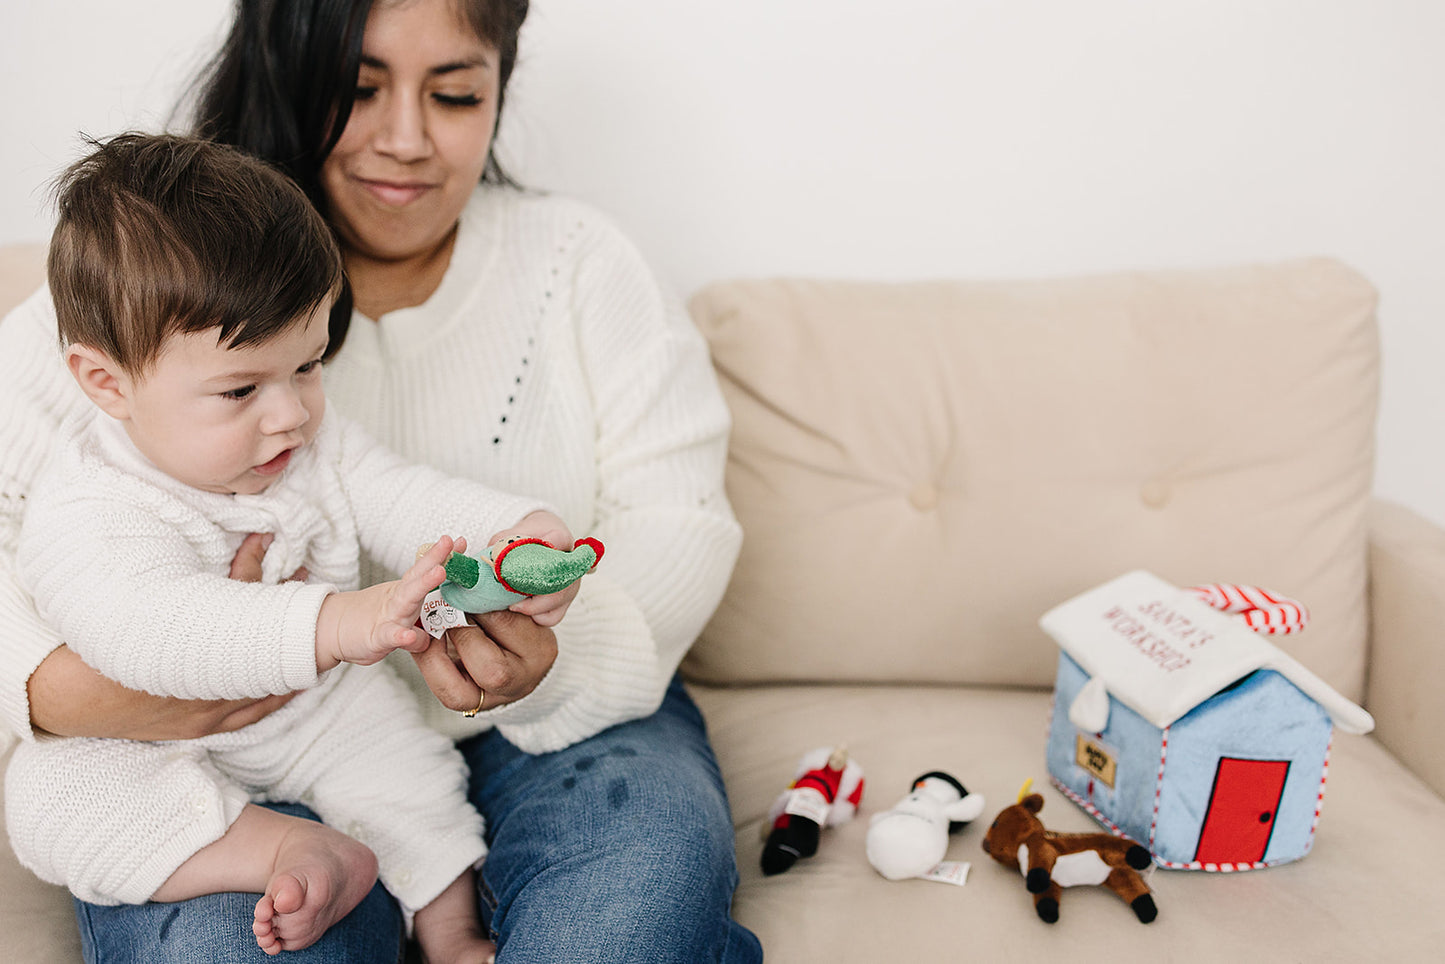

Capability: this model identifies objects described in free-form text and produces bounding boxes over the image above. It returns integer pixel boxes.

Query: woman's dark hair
[456,0,530,188]
[190,0,529,200]
[188,0,530,344]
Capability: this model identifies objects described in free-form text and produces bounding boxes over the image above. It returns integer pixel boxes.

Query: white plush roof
[1039,570,1374,735]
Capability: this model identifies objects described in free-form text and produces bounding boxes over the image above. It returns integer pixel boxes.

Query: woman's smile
[355,177,438,207]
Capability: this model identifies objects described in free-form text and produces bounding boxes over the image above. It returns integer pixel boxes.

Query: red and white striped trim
[1147,728,1169,850]
[1309,736,1333,844]
[1054,778,1264,870]
[1186,583,1309,635]
[1052,732,1289,873]
[1050,778,1130,840]
[1158,857,1270,872]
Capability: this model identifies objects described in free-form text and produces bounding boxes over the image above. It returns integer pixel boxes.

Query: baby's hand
[487,511,581,628]
[317,538,453,670]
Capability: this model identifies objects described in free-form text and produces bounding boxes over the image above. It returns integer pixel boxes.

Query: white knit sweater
[0,185,741,752]
[17,410,546,700]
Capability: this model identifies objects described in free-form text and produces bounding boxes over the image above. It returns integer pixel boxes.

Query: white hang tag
[420,589,468,639]
[919,861,971,886]
[782,787,832,825]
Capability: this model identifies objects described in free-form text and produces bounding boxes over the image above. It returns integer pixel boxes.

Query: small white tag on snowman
[919,861,971,886]
[782,787,832,825]
[420,589,468,639]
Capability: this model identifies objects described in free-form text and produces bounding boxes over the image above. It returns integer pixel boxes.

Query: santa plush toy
[761,746,865,875]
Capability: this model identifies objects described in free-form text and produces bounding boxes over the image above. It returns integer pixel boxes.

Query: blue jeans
[463,675,760,964]
[74,802,406,964]
[75,676,760,964]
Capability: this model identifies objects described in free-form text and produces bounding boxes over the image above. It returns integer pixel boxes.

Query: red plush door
[1194,757,1290,865]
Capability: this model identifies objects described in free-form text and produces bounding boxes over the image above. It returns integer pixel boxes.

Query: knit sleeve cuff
[278,583,331,693]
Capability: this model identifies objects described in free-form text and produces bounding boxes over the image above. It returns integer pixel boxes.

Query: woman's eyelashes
[351,86,483,108]
[433,92,483,107]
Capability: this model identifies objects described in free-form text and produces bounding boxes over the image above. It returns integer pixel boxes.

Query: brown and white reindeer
[981,780,1158,924]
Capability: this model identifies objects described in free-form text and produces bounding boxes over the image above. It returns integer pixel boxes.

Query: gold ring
[462,691,485,717]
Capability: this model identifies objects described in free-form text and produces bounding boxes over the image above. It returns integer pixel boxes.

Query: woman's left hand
[409,609,558,714]
[506,581,579,628]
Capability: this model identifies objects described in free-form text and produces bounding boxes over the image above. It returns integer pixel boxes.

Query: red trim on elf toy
[490,536,606,595]
[574,536,605,565]
[490,537,555,595]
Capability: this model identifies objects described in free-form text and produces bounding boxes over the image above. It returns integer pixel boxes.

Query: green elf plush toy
[437,536,604,614]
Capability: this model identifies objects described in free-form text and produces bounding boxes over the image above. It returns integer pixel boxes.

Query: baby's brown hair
[48,132,344,375]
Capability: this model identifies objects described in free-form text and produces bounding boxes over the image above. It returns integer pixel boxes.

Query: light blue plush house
[1039,571,1374,871]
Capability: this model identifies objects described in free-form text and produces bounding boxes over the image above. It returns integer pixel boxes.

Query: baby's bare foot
[251,822,377,955]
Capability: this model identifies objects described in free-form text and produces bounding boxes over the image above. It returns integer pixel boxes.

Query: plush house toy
[981,780,1157,924]
[760,746,864,875]
[1040,570,1374,871]
[866,772,984,881]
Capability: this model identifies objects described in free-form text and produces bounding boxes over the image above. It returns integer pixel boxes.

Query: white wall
[4,0,1442,524]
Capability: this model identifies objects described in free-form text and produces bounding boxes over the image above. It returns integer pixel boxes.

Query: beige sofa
[3,246,1443,961]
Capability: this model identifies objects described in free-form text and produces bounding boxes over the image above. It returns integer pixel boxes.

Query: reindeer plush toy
[981,780,1157,924]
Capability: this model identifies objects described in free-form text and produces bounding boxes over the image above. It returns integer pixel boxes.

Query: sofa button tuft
[1139,479,1171,509]
[908,481,940,511]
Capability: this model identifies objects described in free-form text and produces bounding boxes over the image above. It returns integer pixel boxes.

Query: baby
[4,133,568,962]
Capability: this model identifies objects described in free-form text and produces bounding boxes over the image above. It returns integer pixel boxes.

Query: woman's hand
[485,511,581,627]
[26,532,301,740]
[508,581,580,628]
[28,646,295,740]
[486,510,575,554]
[409,610,558,714]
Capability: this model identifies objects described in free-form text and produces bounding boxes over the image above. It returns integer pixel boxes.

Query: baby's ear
[66,343,132,419]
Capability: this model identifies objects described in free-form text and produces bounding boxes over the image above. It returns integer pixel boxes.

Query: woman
[0,1,761,961]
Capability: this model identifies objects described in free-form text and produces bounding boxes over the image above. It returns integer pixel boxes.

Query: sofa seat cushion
[686,259,1379,701]
[689,681,1442,960]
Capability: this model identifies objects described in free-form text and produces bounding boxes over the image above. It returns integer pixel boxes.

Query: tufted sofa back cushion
[684,258,1378,701]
